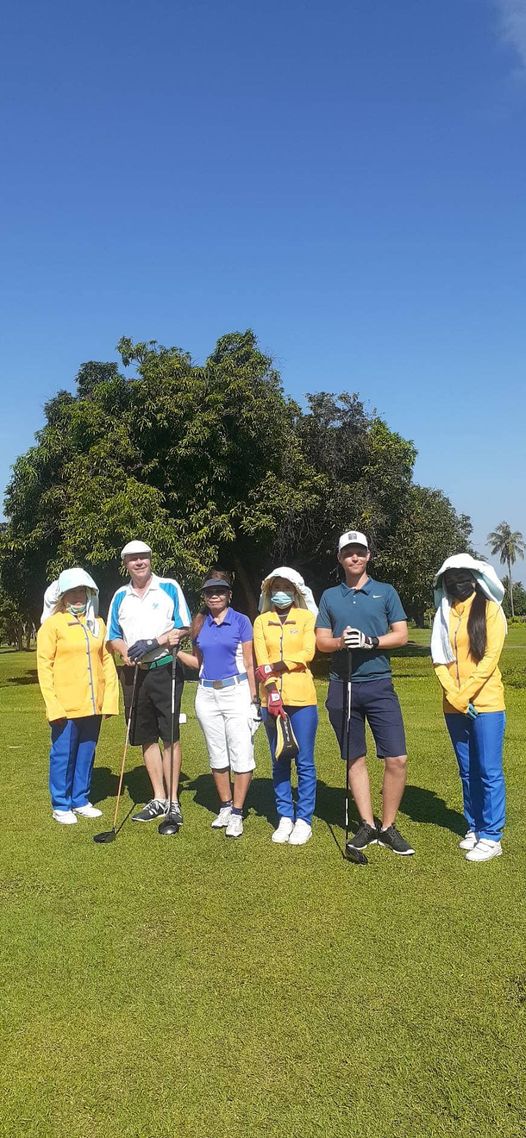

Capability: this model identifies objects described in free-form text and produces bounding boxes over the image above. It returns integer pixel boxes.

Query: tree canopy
[0,330,473,625]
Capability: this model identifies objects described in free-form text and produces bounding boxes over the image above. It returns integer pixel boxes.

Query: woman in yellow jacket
[253,567,318,846]
[431,554,507,862]
[37,568,119,825]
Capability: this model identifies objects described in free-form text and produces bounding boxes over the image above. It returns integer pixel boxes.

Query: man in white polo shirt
[107,541,191,825]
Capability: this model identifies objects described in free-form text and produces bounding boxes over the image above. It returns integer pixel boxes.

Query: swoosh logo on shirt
[372,594,382,599]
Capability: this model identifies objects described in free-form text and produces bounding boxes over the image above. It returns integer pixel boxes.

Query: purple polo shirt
[194,609,253,681]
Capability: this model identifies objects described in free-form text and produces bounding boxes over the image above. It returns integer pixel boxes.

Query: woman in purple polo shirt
[178,571,258,839]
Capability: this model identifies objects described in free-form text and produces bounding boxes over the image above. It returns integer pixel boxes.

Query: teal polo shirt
[316,577,407,681]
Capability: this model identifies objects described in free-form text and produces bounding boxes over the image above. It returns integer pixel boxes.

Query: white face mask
[271,590,294,608]
[67,603,87,615]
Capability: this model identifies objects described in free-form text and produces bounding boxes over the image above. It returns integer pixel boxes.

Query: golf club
[343,648,367,866]
[158,647,180,836]
[94,662,139,844]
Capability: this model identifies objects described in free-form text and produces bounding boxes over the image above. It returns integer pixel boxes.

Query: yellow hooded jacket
[434,595,505,714]
[253,608,317,706]
[37,612,119,721]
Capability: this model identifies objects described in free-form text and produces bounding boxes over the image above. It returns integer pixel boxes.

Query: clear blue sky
[1,0,525,581]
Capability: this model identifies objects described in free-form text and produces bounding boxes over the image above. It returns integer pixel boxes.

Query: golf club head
[158,817,179,836]
[93,829,116,844]
[344,842,368,865]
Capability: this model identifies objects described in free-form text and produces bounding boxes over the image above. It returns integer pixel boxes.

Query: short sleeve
[238,613,253,641]
[384,586,407,624]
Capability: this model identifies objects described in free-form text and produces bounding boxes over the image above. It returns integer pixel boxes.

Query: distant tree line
[0,330,473,631]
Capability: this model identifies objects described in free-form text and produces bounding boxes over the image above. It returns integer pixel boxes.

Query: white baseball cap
[121,540,152,559]
[338,530,369,553]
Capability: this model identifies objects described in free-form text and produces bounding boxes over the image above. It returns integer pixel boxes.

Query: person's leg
[445,713,479,834]
[142,742,166,800]
[71,716,102,808]
[162,741,182,802]
[223,685,255,811]
[195,685,232,814]
[290,705,318,825]
[262,709,294,821]
[326,679,372,825]
[471,712,506,842]
[152,662,184,804]
[49,719,79,812]
[381,758,407,829]
[364,680,408,828]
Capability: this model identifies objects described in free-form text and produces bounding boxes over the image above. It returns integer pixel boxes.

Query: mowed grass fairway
[1,631,525,1138]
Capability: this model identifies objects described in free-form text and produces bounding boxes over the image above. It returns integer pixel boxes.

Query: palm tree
[487,522,525,618]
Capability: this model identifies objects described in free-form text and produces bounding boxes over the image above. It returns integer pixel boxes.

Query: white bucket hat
[41,567,100,634]
[259,567,318,615]
[431,553,506,665]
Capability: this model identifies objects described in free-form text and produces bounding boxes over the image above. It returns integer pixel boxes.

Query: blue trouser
[49,716,101,811]
[261,705,318,825]
[445,712,506,841]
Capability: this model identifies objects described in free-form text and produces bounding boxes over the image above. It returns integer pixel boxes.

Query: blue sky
[1,0,525,581]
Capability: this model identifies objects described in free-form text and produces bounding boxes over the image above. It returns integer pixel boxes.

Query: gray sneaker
[132,798,167,822]
[166,800,183,826]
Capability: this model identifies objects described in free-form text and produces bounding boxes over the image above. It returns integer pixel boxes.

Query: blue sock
[221,799,233,808]
[231,806,242,816]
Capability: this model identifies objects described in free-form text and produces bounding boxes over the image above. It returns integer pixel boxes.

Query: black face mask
[444,570,476,601]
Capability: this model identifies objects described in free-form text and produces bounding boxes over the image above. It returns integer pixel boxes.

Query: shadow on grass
[401,783,465,836]
[1,669,39,687]
[391,643,430,658]
[91,763,193,806]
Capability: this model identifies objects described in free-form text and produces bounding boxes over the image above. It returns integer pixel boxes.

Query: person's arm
[36,622,67,722]
[280,612,316,670]
[253,616,271,667]
[242,639,257,701]
[178,645,202,671]
[106,591,133,664]
[100,626,120,716]
[434,664,458,697]
[377,621,408,649]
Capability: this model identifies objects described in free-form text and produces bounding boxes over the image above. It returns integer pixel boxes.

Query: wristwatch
[370,636,380,649]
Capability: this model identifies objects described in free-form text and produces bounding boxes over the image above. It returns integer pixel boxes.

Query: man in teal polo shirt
[316,530,414,855]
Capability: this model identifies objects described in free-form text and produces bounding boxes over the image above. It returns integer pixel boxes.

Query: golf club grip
[345,649,352,842]
[111,664,139,831]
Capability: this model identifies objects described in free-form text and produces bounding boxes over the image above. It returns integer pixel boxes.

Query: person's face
[63,587,87,607]
[125,553,152,584]
[443,569,476,601]
[203,586,231,615]
[338,544,370,574]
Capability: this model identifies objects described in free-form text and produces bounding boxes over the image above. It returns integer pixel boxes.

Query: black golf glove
[128,637,159,661]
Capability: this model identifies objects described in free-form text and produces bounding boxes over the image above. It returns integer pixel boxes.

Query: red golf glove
[255,664,276,685]
[267,690,284,718]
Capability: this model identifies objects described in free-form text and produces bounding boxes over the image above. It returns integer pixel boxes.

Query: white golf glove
[342,627,376,650]
[248,701,262,738]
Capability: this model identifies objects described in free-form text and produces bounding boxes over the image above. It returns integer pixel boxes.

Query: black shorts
[120,662,184,747]
[326,677,406,760]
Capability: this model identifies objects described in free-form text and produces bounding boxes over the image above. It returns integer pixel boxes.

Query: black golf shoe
[167,800,183,826]
[132,798,167,822]
[377,824,415,855]
[347,821,378,850]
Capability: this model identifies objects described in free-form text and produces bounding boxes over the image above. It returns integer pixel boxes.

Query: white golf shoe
[271,817,294,844]
[74,803,102,818]
[225,813,244,838]
[288,819,312,846]
[52,809,78,825]
[458,830,477,850]
[211,805,232,829]
[465,839,502,862]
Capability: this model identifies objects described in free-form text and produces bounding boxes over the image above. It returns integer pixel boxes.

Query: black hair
[466,585,487,663]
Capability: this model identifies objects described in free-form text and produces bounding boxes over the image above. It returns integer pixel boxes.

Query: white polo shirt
[107,574,191,662]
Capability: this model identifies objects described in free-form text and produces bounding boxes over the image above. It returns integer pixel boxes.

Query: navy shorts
[121,662,184,747]
[326,677,406,760]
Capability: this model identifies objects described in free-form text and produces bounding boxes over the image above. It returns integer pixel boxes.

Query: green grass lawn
[1,633,525,1138]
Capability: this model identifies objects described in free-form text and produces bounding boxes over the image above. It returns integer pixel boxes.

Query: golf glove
[466,702,479,720]
[267,690,284,718]
[128,637,159,662]
[248,701,262,738]
[255,663,276,684]
[342,628,376,650]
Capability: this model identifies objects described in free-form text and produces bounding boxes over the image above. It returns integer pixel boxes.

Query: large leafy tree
[0,331,473,626]
[378,486,473,624]
[487,522,525,618]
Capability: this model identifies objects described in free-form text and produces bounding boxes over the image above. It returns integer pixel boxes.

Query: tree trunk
[231,556,259,621]
[507,555,515,618]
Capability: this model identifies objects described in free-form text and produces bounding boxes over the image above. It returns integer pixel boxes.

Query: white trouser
[195,681,255,773]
